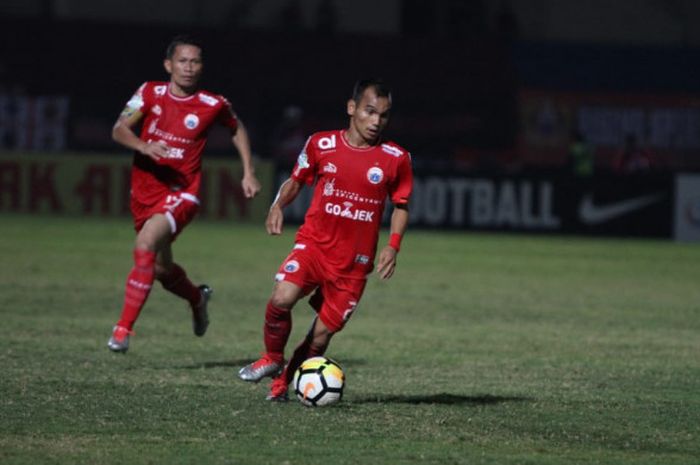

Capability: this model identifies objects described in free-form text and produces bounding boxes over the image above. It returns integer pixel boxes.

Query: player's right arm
[266,134,317,235]
[112,84,168,160]
[266,178,303,235]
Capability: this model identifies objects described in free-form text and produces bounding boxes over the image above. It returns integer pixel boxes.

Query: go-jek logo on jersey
[367,167,384,184]
[325,202,375,222]
[184,114,199,129]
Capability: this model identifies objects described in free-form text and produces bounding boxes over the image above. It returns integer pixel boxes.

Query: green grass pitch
[1,214,699,464]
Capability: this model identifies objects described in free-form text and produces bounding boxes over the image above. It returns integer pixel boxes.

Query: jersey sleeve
[291,136,317,185]
[217,96,239,133]
[124,82,153,116]
[389,152,413,205]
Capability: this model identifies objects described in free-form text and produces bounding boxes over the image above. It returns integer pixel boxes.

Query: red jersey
[125,81,238,205]
[291,130,413,278]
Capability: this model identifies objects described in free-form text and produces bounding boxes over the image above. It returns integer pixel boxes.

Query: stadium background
[2,0,700,240]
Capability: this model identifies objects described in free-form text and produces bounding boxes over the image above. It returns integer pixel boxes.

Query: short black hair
[352,78,392,103]
[165,34,203,59]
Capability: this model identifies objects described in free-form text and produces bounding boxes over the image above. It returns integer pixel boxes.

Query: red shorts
[275,243,367,333]
[131,191,200,239]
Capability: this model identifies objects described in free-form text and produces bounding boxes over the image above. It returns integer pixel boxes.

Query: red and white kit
[276,129,413,331]
[125,81,238,234]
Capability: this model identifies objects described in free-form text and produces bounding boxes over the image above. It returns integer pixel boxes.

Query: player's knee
[270,292,295,309]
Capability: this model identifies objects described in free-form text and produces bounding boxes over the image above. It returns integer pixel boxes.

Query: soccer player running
[107,35,261,352]
[238,79,413,400]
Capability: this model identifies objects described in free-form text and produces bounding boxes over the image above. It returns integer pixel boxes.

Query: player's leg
[155,243,211,336]
[266,277,365,399]
[238,280,305,382]
[286,315,333,384]
[108,214,171,352]
[267,316,334,401]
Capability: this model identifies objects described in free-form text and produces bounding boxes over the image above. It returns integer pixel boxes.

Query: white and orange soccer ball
[293,356,345,407]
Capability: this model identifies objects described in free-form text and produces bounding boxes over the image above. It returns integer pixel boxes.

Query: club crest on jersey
[154,85,167,96]
[152,104,162,115]
[323,162,337,173]
[367,167,384,184]
[184,114,199,129]
[284,260,300,273]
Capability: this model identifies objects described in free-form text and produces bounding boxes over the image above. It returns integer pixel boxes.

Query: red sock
[159,263,200,307]
[263,301,292,363]
[282,324,327,384]
[117,249,156,330]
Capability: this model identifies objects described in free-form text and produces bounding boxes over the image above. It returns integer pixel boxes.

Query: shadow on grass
[352,393,532,405]
[176,359,252,369]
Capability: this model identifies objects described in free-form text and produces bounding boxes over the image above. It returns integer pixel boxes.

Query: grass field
[1,214,699,464]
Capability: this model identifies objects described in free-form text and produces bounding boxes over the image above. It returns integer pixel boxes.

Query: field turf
[1,214,699,464]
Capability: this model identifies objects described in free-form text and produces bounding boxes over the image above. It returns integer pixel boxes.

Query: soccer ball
[293,356,345,407]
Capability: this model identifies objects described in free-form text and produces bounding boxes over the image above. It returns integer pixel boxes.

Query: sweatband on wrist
[388,233,402,252]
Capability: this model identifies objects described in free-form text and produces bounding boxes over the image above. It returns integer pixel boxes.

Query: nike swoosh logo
[579,193,663,225]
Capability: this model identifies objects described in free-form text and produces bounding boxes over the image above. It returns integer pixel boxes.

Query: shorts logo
[184,114,199,129]
[367,167,384,184]
[283,260,300,273]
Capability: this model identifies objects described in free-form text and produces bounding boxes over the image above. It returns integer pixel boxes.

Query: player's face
[164,44,203,94]
[347,88,392,145]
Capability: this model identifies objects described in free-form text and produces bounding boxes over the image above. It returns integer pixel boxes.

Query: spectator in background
[616,133,652,173]
[568,130,594,177]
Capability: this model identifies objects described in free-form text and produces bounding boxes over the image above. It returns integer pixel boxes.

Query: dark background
[2,0,700,174]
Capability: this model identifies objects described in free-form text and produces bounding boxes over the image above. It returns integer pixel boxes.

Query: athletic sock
[263,301,292,363]
[283,328,327,384]
[160,263,200,307]
[117,249,156,330]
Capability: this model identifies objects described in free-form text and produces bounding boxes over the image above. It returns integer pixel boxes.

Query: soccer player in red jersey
[107,35,261,353]
[238,79,413,400]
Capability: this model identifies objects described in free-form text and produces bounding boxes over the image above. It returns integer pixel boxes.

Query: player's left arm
[230,118,261,199]
[376,203,409,280]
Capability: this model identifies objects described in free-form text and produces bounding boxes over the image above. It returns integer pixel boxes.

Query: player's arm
[231,119,261,199]
[111,106,168,161]
[376,203,409,280]
[266,177,304,235]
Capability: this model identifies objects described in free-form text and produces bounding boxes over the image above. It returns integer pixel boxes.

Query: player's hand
[140,141,169,161]
[266,205,284,235]
[376,245,398,280]
[241,173,261,199]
